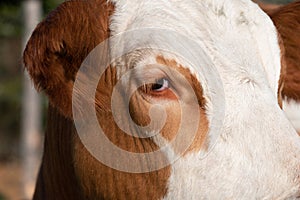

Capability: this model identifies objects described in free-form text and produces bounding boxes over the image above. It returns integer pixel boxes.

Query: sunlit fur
[22,0,300,199]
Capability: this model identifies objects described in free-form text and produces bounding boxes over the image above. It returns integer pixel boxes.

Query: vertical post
[21,0,42,199]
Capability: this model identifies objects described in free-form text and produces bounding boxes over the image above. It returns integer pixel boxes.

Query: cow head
[23,0,300,199]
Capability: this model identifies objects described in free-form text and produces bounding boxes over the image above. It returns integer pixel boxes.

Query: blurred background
[0,0,62,199]
[0,0,297,199]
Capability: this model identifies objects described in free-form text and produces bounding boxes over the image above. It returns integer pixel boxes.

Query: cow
[254,0,282,15]
[23,0,300,199]
[263,0,300,133]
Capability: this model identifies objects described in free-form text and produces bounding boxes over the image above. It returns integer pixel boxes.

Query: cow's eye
[139,77,176,100]
[151,78,169,92]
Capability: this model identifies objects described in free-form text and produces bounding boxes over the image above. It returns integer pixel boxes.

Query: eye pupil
[151,79,164,90]
[151,78,169,91]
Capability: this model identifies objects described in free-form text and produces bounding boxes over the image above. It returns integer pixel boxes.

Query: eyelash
[140,78,170,95]
[139,77,177,100]
[151,78,170,92]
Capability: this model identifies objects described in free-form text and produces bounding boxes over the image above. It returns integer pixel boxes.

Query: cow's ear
[23,0,114,118]
[269,1,300,102]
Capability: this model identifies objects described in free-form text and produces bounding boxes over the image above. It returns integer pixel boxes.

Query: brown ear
[268,1,300,102]
[23,0,114,118]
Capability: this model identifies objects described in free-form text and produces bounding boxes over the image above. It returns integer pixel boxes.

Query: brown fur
[277,33,287,108]
[23,0,114,118]
[24,0,171,199]
[73,65,171,199]
[257,1,300,103]
[268,1,300,102]
[24,0,300,199]
[255,1,282,15]
[155,56,209,153]
[33,105,84,200]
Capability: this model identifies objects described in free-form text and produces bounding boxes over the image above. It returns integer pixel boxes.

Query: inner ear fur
[23,0,114,118]
[268,1,300,102]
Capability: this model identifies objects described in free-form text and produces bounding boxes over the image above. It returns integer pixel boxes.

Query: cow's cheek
[72,116,171,200]
[71,69,171,199]
[129,91,209,155]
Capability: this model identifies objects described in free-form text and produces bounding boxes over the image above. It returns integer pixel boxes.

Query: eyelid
[133,65,167,81]
[133,65,178,98]
[152,78,170,92]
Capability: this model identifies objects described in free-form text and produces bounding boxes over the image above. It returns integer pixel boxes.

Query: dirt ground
[0,161,24,200]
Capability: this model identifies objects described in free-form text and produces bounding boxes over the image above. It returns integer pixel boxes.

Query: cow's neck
[33,105,84,199]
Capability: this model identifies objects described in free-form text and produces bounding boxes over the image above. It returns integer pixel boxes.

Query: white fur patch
[283,100,300,132]
[108,0,300,198]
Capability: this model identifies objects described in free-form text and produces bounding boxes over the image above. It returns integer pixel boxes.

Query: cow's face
[24,0,300,199]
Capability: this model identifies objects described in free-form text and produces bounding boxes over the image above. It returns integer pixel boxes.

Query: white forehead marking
[109,0,281,97]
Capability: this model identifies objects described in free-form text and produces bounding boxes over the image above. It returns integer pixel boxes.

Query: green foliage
[0,5,22,37]
[0,77,22,136]
[0,193,6,200]
[0,0,62,118]
[0,0,63,38]
[43,0,63,14]
[0,0,62,160]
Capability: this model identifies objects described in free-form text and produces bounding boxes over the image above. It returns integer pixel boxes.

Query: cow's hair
[23,0,300,119]
[23,1,114,198]
[268,1,300,102]
[254,1,282,15]
[23,0,114,118]
[22,0,300,199]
